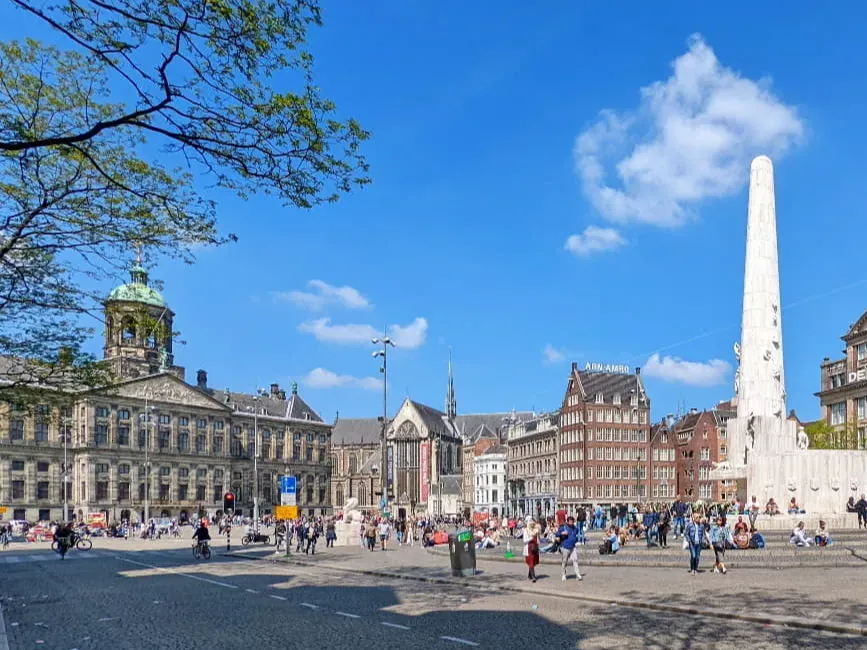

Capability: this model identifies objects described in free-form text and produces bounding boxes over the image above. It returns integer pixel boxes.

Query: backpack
[576,509,586,523]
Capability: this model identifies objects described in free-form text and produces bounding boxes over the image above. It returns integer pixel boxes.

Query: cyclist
[192,522,211,554]
[55,521,74,559]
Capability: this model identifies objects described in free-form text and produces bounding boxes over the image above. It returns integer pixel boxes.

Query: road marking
[300,603,319,609]
[245,589,259,594]
[336,611,361,619]
[381,621,411,630]
[269,595,287,601]
[115,557,238,589]
[440,636,479,647]
[97,617,113,622]
[0,591,9,650]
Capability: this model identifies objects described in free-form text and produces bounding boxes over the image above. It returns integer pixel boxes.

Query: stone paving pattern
[2,531,866,649]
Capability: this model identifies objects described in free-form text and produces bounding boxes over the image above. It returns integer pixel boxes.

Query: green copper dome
[107,264,167,308]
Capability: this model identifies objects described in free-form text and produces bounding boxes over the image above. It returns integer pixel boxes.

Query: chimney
[196,369,208,389]
[635,367,641,375]
[571,362,578,372]
[270,382,280,397]
[689,407,698,415]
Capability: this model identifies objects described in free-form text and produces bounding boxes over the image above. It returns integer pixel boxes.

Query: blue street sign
[280,476,297,494]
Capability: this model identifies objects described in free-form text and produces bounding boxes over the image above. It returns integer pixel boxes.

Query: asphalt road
[1,542,865,649]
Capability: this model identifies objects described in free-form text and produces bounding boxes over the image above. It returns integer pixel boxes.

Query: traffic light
[223,491,236,515]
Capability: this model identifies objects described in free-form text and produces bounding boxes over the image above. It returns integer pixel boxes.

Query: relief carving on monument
[786,480,797,492]
[851,479,859,492]
[830,478,840,491]
[809,478,819,491]
[796,426,809,450]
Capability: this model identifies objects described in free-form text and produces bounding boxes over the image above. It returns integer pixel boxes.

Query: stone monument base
[333,519,361,547]
[750,512,859,531]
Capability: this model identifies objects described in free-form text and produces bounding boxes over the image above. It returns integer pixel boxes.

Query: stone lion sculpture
[796,426,809,450]
[341,497,360,523]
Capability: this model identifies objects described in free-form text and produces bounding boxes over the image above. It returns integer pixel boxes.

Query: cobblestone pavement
[1,536,865,649]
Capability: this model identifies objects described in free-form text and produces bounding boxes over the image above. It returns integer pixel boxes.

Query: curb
[226,551,866,638]
[427,546,867,570]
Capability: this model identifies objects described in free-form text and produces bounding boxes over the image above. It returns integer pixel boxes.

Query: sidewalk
[227,543,867,637]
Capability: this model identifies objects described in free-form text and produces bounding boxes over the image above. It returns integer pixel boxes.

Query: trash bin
[448,529,476,577]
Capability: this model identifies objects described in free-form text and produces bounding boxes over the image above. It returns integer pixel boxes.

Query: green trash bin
[448,529,476,577]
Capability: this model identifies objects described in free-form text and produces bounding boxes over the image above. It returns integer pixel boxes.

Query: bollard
[226,525,231,552]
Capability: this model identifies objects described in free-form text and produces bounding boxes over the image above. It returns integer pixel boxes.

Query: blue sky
[14,2,867,423]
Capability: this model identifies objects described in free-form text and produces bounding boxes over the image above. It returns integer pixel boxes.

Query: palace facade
[0,265,333,523]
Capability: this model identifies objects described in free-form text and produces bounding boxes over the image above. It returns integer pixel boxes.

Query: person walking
[378,518,391,551]
[684,513,710,575]
[658,507,671,548]
[709,516,731,574]
[522,516,541,583]
[557,515,583,582]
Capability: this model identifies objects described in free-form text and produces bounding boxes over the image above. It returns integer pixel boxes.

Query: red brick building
[673,401,736,502]
[649,419,678,500]
[559,363,651,506]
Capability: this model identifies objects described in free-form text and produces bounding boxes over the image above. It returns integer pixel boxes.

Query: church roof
[408,400,453,435]
[454,411,534,440]
[333,417,382,444]
[437,474,463,496]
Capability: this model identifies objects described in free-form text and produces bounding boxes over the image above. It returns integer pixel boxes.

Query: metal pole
[253,401,259,534]
[62,416,69,522]
[382,343,388,516]
[144,399,150,525]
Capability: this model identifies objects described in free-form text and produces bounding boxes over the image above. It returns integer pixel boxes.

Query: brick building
[559,363,651,507]
[649,418,678,500]
[673,401,736,502]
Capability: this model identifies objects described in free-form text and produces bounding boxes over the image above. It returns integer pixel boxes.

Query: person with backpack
[365,520,378,551]
[574,508,587,545]
[557,516,583,582]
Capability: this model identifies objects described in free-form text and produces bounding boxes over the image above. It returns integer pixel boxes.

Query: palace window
[96,482,109,500]
[95,425,108,445]
[196,485,206,501]
[10,419,24,441]
[118,483,130,501]
[859,343,867,362]
[159,414,171,425]
[12,480,24,499]
[96,406,110,418]
[179,416,189,426]
[37,482,50,500]
[178,432,189,452]
[118,464,130,475]
[214,421,224,431]
[196,434,206,453]
[35,422,49,442]
[213,485,223,503]
[214,436,223,454]
[858,397,867,421]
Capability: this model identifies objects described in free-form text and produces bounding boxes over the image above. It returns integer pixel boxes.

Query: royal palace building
[0,265,332,523]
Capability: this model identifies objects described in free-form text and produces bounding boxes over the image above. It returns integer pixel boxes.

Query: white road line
[336,611,361,619]
[440,636,479,647]
[381,621,411,630]
[269,595,287,601]
[115,557,238,589]
[300,603,319,609]
[0,589,10,650]
[245,589,259,594]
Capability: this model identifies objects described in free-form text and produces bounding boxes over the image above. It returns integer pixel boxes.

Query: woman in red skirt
[522,516,541,582]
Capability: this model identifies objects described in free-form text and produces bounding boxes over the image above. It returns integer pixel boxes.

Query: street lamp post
[249,394,262,534]
[140,401,153,525]
[61,414,71,522]
[372,335,395,516]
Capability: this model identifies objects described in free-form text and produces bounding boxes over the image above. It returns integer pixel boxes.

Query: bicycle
[51,532,92,553]
[192,540,211,560]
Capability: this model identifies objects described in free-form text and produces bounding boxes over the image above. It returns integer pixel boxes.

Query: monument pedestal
[333,519,361,547]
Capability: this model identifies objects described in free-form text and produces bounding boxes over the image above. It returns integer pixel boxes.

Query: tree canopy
[0,0,370,396]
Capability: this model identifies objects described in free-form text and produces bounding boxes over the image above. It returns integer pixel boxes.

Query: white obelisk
[733,155,794,465]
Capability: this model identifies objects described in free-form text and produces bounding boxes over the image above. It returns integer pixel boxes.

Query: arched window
[349,454,358,474]
[122,317,136,342]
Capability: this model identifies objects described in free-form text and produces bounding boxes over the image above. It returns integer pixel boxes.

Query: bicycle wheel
[241,536,251,547]
[192,545,201,559]
[202,546,211,560]
[76,538,93,551]
[262,536,269,545]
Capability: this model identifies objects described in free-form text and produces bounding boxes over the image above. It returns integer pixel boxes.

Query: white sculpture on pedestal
[333,497,362,546]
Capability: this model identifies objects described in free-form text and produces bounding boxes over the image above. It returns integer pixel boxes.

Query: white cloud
[644,353,731,387]
[298,317,428,350]
[575,34,803,228]
[302,367,382,391]
[565,226,626,257]
[276,279,371,311]
[389,317,428,349]
[543,344,566,364]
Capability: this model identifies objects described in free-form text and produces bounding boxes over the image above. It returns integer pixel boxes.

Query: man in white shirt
[378,519,391,551]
